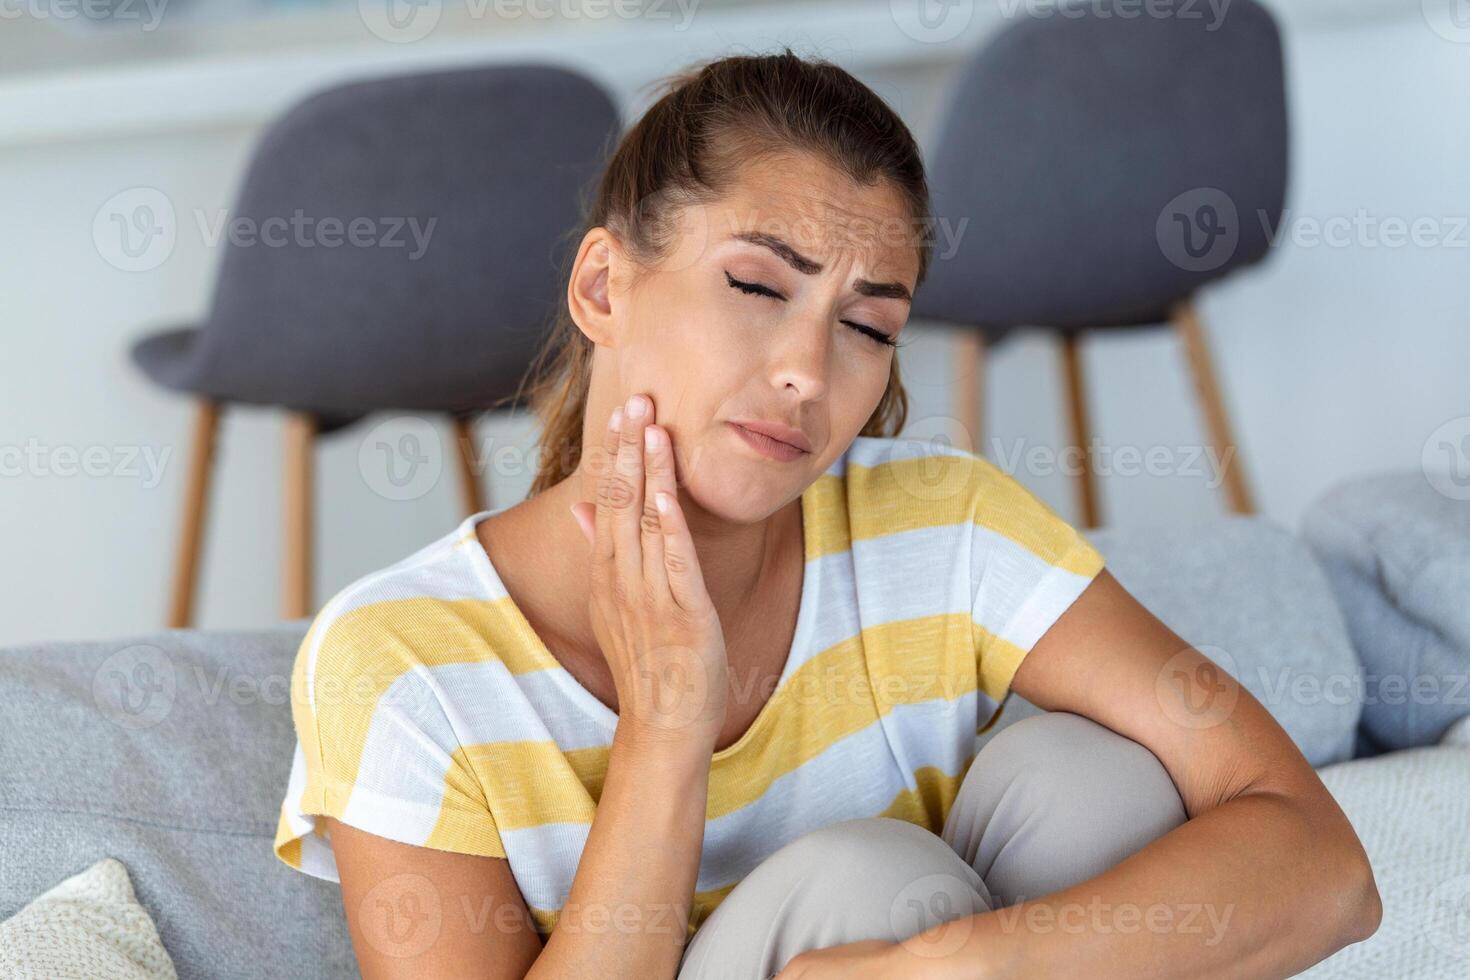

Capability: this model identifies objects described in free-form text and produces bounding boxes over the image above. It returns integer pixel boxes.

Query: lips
[727,418,813,454]
[728,422,809,463]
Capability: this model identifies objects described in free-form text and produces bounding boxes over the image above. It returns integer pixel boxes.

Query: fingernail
[644,426,660,449]
[626,395,646,419]
[610,407,623,432]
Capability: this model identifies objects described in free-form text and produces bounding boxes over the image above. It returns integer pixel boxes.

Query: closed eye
[724,271,898,348]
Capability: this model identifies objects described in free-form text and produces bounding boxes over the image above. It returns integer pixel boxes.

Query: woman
[273,50,1380,979]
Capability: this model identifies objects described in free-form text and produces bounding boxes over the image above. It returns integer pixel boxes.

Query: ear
[567,228,626,348]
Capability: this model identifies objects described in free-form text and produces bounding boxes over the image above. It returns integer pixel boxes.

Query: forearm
[896,789,1379,980]
[527,723,712,980]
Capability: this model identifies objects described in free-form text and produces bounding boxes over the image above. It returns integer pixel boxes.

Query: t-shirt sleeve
[274,605,506,880]
[968,457,1106,731]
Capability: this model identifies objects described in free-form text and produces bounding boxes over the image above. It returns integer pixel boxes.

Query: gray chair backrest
[186,63,621,416]
[914,0,1288,335]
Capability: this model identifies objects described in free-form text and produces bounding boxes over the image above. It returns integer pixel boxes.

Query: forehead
[709,152,921,283]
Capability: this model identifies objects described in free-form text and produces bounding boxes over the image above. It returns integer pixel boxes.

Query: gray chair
[913,0,1288,527]
[129,63,620,627]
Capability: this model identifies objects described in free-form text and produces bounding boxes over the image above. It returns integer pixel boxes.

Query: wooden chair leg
[1060,331,1101,530]
[167,398,221,628]
[1171,300,1255,515]
[452,414,486,516]
[950,330,986,455]
[283,412,316,621]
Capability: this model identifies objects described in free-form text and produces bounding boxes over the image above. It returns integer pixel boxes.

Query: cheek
[832,355,893,430]
[620,335,741,437]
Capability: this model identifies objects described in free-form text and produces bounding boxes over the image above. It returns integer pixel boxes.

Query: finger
[591,404,623,565]
[569,502,593,547]
[651,478,712,614]
[610,394,652,585]
[639,423,672,595]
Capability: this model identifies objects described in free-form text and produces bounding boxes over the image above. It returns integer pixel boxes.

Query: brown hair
[505,47,933,497]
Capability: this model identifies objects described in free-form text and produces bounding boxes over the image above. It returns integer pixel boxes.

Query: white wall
[2,3,1466,647]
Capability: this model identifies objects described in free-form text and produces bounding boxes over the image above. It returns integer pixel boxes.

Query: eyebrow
[730,231,913,304]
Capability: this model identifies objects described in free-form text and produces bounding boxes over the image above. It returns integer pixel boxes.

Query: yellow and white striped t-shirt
[273,434,1105,939]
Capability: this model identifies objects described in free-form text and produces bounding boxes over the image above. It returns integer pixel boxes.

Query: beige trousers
[676,711,1189,979]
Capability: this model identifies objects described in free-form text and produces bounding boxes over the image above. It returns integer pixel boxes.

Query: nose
[767,313,830,402]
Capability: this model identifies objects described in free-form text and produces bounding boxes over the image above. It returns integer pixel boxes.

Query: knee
[678,819,990,976]
[982,711,1187,830]
[774,817,963,886]
[767,817,991,918]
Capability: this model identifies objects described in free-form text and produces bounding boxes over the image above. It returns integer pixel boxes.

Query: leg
[168,398,220,628]
[1171,299,1255,515]
[943,710,1188,909]
[282,411,315,621]
[677,817,993,980]
[451,412,485,516]
[1059,331,1100,529]
[950,329,986,455]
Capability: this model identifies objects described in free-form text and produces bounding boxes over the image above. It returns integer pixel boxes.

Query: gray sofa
[4,470,1468,979]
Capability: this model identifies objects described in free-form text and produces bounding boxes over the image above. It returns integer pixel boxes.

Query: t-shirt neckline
[458,484,822,765]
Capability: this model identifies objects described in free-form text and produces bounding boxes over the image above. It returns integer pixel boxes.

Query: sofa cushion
[1302,471,1470,751]
[0,622,356,980]
[980,515,1364,767]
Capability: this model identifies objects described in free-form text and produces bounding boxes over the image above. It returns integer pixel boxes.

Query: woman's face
[571,150,920,524]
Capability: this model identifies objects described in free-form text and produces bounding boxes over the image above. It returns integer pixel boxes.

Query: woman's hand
[770,939,909,979]
[569,393,729,749]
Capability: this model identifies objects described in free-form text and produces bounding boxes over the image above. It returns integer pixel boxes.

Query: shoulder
[289,517,494,722]
[841,435,1100,570]
[838,434,1021,522]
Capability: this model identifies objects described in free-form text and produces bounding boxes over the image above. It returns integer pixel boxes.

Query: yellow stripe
[292,614,329,814]
[803,469,851,559]
[845,451,1103,576]
[465,740,599,831]
[273,810,303,869]
[972,623,1030,704]
[878,762,973,837]
[426,747,508,857]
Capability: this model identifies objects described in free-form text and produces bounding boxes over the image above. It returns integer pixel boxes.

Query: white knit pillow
[1296,726,1470,977]
[0,858,177,980]
[1442,713,1470,749]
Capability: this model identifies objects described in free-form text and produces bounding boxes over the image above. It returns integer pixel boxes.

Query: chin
[676,445,807,524]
